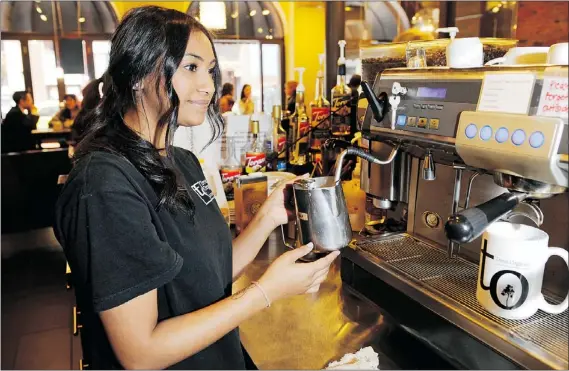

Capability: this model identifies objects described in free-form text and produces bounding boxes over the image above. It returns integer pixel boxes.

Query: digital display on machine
[417,87,447,99]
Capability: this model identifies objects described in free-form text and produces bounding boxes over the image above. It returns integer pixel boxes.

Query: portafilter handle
[360,81,389,124]
[445,192,528,244]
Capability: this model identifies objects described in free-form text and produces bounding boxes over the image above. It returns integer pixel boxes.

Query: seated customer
[1,91,39,153]
[50,94,80,129]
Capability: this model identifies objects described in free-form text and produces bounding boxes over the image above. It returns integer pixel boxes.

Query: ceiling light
[36,7,42,14]
[257,27,263,33]
[40,14,47,21]
[262,9,270,16]
[492,6,500,13]
[231,11,238,19]
[345,6,352,11]
[78,17,86,23]
[249,10,256,16]
[199,2,227,30]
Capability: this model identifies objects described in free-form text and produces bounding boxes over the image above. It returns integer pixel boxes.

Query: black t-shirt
[54,147,249,369]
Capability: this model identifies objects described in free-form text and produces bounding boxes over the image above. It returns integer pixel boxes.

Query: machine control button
[465,124,478,139]
[495,127,509,143]
[418,117,428,128]
[511,129,526,146]
[407,116,417,127]
[427,104,435,110]
[529,131,545,148]
[480,125,493,141]
[429,118,440,130]
[413,104,421,109]
[396,115,407,126]
[436,105,444,110]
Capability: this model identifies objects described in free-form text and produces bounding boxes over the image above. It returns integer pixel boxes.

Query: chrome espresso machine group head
[341,64,568,370]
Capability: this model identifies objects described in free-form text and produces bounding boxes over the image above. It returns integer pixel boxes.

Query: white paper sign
[537,67,568,118]
[478,73,536,114]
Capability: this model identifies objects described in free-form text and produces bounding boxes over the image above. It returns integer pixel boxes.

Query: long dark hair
[240,84,251,101]
[74,6,223,216]
[221,82,233,97]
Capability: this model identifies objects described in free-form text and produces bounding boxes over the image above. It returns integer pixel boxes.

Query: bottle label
[245,152,267,173]
[311,107,331,130]
[331,95,351,116]
[277,135,286,154]
[299,118,310,137]
[220,168,241,200]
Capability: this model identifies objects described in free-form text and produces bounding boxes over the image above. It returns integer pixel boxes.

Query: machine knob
[465,123,478,139]
[511,129,526,146]
[529,131,545,148]
[480,125,493,141]
[495,127,509,143]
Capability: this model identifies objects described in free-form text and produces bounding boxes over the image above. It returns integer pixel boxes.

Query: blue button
[511,129,526,146]
[495,127,509,143]
[465,124,478,139]
[529,131,545,148]
[396,115,407,126]
[480,125,493,141]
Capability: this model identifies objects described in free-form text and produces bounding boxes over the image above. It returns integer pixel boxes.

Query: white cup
[477,222,569,320]
[447,38,483,68]
[485,47,549,66]
[547,42,569,65]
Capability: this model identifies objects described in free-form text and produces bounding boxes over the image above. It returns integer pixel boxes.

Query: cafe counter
[234,231,454,370]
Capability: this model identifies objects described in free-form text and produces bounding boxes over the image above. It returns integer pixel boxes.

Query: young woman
[219,82,235,113]
[237,84,254,115]
[55,6,338,370]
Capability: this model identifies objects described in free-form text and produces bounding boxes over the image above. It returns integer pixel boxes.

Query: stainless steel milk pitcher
[280,146,400,261]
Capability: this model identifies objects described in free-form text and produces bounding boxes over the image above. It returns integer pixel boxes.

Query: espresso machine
[340,65,568,369]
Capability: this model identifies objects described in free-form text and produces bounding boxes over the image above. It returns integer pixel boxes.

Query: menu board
[477,73,535,114]
[537,67,568,119]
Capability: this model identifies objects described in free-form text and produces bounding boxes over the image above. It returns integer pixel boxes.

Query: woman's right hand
[258,243,340,303]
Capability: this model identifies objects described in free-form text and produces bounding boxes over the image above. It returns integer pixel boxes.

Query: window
[28,40,60,117]
[215,41,263,114]
[261,43,281,113]
[93,40,111,79]
[1,40,25,118]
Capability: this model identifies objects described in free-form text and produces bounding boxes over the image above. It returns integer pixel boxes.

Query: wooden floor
[2,229,82,370]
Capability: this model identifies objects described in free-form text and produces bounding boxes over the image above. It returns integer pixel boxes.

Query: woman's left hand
[259,174,309,228]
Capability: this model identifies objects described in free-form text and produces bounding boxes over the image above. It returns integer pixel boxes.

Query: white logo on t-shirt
[191,180,215,205]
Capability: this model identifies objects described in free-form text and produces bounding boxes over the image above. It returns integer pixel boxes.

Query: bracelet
[251,281,271,308]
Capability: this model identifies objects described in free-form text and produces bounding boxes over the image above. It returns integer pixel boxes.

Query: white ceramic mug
[477,222,569,320]
[447,38,483,68]
[485,47,549,66]
[547,42,569,65]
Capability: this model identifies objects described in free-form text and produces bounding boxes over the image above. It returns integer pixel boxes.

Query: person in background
[219,82,235,113]
[49,94,81,129]
[282,80,298,133]
[284,80,298,115]
[237,84,254,115]
[55,6,336,370]
[71,78,105,143]
[1,91,39,153]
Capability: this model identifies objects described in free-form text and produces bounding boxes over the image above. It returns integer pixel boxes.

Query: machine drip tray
[347,234,568,370]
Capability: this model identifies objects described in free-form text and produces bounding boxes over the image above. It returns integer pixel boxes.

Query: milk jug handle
[539,247,569,314]
[280,225,296,250]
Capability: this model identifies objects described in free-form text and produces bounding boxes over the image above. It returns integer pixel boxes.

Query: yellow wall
[112,2,190,17]
[111,1,326,103]
[280,2,326,104]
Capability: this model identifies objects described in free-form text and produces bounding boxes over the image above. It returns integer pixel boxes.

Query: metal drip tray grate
[356,234,568,366]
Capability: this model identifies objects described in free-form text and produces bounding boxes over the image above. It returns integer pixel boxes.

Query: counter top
[234,231,452,370]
